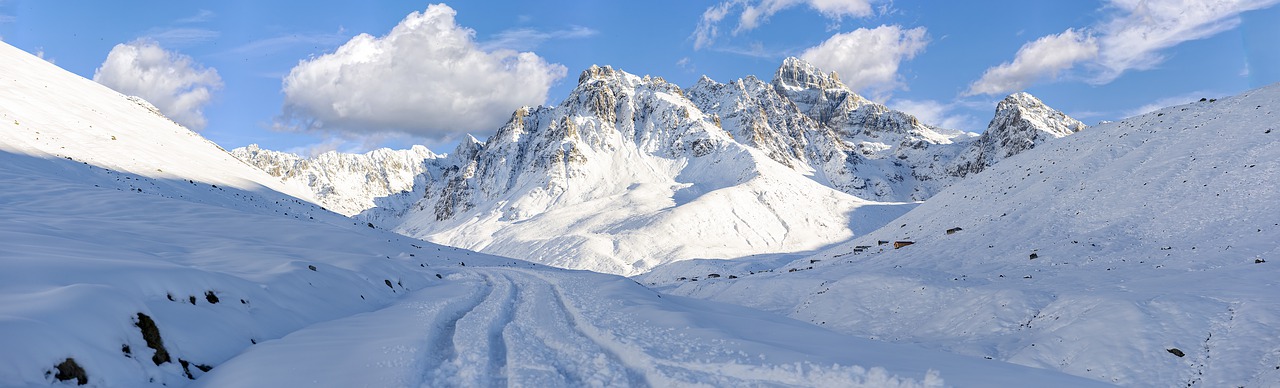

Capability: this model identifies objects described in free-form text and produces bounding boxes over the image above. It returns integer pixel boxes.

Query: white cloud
[739,0,875,32]
[278,4,567,139]
[144,27,220,46]
[799,25,928,96]
[225,30,350,56]
[965,29,1097,96]
[889,98,982,131]
[175,9,215,24]
[1093,0,1279,83]
[968,0,1278,94]
[480,25,597,52]
[93,39,222,130]
[694,0,878,49]
[0,14,14,24]
[693,2,734,50]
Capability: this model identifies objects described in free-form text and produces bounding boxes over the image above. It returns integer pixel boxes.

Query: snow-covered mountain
[363,65,914,275]
[688,57,977,202]
[0,41,1105,387]
[642,84,1280,386]
[230,144,443,216]
[234,58,1084,275]
[948,92,1086,178]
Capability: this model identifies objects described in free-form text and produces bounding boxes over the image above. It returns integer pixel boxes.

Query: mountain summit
[949,92,1086,177]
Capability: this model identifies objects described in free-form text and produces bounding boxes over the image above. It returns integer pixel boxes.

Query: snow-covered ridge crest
[231,144,443,216]
[0,41,315,203]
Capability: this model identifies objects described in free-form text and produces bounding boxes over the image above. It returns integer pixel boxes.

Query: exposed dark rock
[134,313,170,365]
[53,358,87,385]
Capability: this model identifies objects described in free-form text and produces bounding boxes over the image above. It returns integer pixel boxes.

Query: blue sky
[1,1,1277,155]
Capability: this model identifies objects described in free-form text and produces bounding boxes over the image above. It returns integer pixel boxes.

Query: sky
[1,0,1277,155]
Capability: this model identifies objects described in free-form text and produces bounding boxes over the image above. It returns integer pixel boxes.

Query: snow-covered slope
[0,43,314,205]
[231,145,443,216]
[0,41,1104,387]
[643,84,1280,386]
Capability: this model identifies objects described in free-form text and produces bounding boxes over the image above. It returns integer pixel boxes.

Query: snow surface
[0,41,1103,387]
[642,84,1280,386]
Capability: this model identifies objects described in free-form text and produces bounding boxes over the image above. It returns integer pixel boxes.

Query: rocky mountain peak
[989,92,1085,140]
[947,92,1085,178]
[772,57,845,91]
[578,64,619,84]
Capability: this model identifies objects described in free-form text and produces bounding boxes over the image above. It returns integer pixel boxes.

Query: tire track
[418,276,492,384]
[448,271,518,386]
[503,268,655,386]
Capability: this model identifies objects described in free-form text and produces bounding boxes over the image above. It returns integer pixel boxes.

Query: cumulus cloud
[965,29,1097,96]
[694,0,878,49]
[968,0,1278,95]
[93,39,222,130]
[799,25,928,96]
[279,4,568,139]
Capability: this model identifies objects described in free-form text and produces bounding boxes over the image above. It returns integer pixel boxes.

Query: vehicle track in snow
[420,268,650,386]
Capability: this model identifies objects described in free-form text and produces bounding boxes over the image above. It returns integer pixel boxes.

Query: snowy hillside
[231,144,443,216]
[237,58,1084,275]
[643,84,1280,386]
[0,43,314,205]
[0,41,1105,387]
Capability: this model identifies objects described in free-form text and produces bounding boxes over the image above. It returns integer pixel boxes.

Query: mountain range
[234,57,1085,275]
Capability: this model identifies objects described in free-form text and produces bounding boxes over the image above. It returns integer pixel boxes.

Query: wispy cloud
[143,27,220,47]
[1122,90,1219,118]
[225,30,350,56]
[1092,0,1279,83]
[479,25,597,52]
[0,14,15,24]
[175,9,215,24]
[713,41,787,58]
[694,0,882,50]
[966,0,1280,95]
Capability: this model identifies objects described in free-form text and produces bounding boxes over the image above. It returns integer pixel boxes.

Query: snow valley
[3,32,1278,388]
